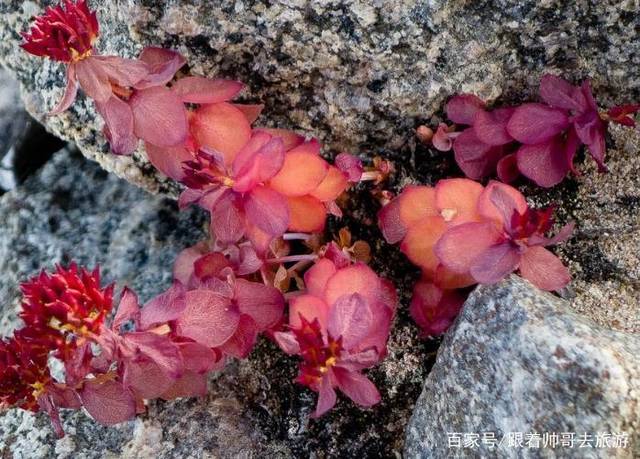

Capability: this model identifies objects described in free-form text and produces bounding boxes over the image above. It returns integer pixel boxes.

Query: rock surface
[0,149,432,457]
[404,276,640,458]
[0,0,639,193]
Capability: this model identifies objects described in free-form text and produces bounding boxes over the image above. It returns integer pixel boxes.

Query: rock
[0,67,64,192]
[0,149,432,457]
[0,1,639,193]
[404,276,640,458]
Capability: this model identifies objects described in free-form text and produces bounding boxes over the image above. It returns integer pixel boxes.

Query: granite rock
[0,0,639,193]
[404,276,640,458]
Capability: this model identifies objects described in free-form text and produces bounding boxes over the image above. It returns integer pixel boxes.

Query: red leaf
[79,379,136,426]
[472,107,514,146]
[469,242,520,284]
[243,186,289,237]
[446,94,486,125]
[539,74,581,110]
[327,293,372,350]
[434,222,502,274]
[136,47,186,89]
[507,103,570,144]
[333,367,380,408]
[516,138,569,188]
[175,289,239,347]
[234,279,284,329]
[519,246,571,291]
[130,86,188,147]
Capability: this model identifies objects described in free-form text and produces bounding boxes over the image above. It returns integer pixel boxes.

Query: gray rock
[404,276,640,458]
[0,0,639,193]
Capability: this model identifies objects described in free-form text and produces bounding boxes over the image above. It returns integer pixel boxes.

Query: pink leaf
[274,331,301,355]
[432,123,454,151]
[144,142,193,181]
[333,367,381,408]
[123,359,175,399]
[234,279,284,329]
[336,349,380,371]
[243,186,289,237]
[452,128,501,180]
[289,294,330,331]
[496,153,519,183]
[112,287,140,331]
[232,103,264,123]
[519,246,571,291]
[172,76,244,104]
[173,246,202,285]
[178,342,219,373]
[324,264,382,308]
[446,94,486,125]
[507,103,570,144]
[469,242,520,284]
[477,181,528,225]
[125,332,184,378]
[516,138,569,188]
[95,96,137,155]
[327,293,372,350]
[136,47,186,89]
[312,375,337,418]
[175,289,240,347]
[210,194,245,243]
[130,86,188,147]
[434,222,503,274]
[409,282,465,337]
[377,198,407,244]
[472,107,514,146]
[254,128,305,150]
[79,379,136,426]
[49,64,78,115]
[539,74,581,110]
[304,258,337,298]
[335,153,364,182]
[218,314,259,358]
[74,57,114,103]
[91,55,150,88]
[161,372,208,400]
[233,138,285,193]
[140,282,186,330]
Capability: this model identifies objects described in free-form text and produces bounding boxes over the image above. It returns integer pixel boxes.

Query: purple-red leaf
[516,138,569,188]
[79,379,136,426]
[129,86,188,147]
[446,94,486,125]
[507,103,570,144]
[472,108,514,146]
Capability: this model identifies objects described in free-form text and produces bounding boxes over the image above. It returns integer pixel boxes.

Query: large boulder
[0,1,639,193]
[404,276,640,458]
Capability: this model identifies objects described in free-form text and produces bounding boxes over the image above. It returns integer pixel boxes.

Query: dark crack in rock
[405,276,640,458]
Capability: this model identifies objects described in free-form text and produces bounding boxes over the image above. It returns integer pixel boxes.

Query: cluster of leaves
[12,0,398,434]
[378,179,573,337]
[419,75,639,187]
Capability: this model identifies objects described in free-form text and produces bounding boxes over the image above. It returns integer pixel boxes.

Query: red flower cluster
[379,179,572,337]
[421,75,639,187]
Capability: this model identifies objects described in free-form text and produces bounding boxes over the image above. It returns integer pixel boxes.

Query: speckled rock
[0,0,639,193]
[0,149,432,457]
[404,276,640,458]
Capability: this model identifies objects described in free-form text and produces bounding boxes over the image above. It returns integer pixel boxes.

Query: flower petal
[172,76,244,104]
[310,166,348,202]
[136,47,186,89]
[130,86,188,147]
[333,368,381,408]
[79,379,136,426]
[269,140,329,197]
[446,94,486,125]
[507,103,570,144]
[289,294,330,330]
[400,216,447,276]
[243,186,289,237]
[304,258,337,298]
[95,96,137,155]
[435,178,483,226]
[472,108,515,146]
[324,263,381,307]
[539,74,581,110]
[191,102,252,166]
[516,138,569,188]
[175,289,240,347]
[49,64,79,115]
[434,221,503,274]
[327,293,372,349]
[469,243,520,284]
[144,142,193,181]
[477,181,528,225]
[519,246,571,291]
[286,195,327,233]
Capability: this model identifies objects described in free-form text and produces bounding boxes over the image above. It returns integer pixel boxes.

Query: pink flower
[274,257,397,416]
[435,181,573,291]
